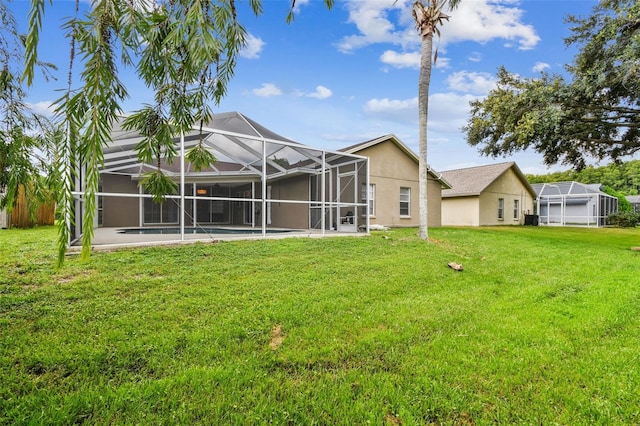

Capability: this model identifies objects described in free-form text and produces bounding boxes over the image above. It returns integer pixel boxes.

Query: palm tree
[412,0,460,240]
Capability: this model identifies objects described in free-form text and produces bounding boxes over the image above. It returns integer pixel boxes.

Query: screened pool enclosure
[71,112,369,245]
[532,182,618,227]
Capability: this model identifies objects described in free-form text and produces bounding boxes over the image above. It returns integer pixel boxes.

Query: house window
[498,198,504,220]
[400,187,410,217]
[513,199,519,220]
[361,183,375,216]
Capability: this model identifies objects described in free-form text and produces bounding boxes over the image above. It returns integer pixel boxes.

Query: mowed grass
[1,225,639,425]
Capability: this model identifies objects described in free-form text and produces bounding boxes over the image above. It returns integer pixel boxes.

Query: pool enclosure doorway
[71,112,370,246]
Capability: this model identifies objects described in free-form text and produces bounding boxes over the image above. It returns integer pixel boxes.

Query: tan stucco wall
[101,174,139,227]
[269,175,309,229]
[441,197,480,226]
[478,168,535,225]
[101,174,311,230]
[354,140,442,228]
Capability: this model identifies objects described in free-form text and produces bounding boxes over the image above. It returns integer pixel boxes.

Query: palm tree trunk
[418,31,434,240]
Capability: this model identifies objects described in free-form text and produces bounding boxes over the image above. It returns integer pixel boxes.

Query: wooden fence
[1,185,55,228]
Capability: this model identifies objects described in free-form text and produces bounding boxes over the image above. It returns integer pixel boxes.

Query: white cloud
[27,101,56,117]
[468,52,482,62]
[442,1,540,50]
[434,55,451,69]
[240,33,265,59]
[364,97,417,113]
[336,0,408,53]
[532,62,550,73]
[363,97,418,124]
[427,92,479,134]
[252,83,282,97]
[380,50,420,69]
[338,0,540,54]
[292,0,310,13]
[446,71,497,95]
[381,49,451,69]
[307,85,333,99]
[362,91,478,133]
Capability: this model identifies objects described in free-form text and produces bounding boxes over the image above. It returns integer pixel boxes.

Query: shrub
[608,211,640,227]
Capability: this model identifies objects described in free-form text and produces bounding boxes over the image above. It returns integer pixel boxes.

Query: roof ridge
[441,161,514,173]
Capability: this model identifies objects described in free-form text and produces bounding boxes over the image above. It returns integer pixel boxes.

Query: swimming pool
[116,227,293,235]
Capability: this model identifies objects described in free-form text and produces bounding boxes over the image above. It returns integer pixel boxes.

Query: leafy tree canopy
[464,0,639,170]
[0,0,58,218]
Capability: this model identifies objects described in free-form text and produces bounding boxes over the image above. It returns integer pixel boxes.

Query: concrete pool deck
[67,226,367,253]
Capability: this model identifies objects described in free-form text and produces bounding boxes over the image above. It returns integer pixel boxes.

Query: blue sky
[12,0,602,174]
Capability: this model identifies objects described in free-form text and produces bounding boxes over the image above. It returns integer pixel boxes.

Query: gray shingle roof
[441,162,531,197]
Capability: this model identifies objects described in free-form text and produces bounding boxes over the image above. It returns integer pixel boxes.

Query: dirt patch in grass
[269,324,285,351]
[56,271,93,284]
[384,412,402,425]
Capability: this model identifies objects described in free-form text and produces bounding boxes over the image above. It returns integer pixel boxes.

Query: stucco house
[440,162,536,226]
[626,195,640,213]
[341,134,451,228]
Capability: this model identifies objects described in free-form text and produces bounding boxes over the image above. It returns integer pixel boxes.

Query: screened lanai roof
[532,181,609,197]
[102,111,363,179]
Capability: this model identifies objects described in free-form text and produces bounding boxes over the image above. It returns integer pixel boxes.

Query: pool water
[117,227,292,235]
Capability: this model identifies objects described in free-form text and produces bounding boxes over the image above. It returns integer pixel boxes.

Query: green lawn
[1,225,639,425]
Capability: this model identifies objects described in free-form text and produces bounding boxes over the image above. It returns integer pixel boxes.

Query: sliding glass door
[196,185,230,224]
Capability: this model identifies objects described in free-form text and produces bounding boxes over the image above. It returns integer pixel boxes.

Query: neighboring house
[75,112,369,244]
[626,195,640,213]
[341,134,451,228]
[532,181,618,227]
[440,162,536,226]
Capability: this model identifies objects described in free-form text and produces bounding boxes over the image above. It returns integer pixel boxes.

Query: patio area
[68,226,365,252]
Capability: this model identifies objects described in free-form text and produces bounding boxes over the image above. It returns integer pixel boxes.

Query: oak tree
[464,0,639,170]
